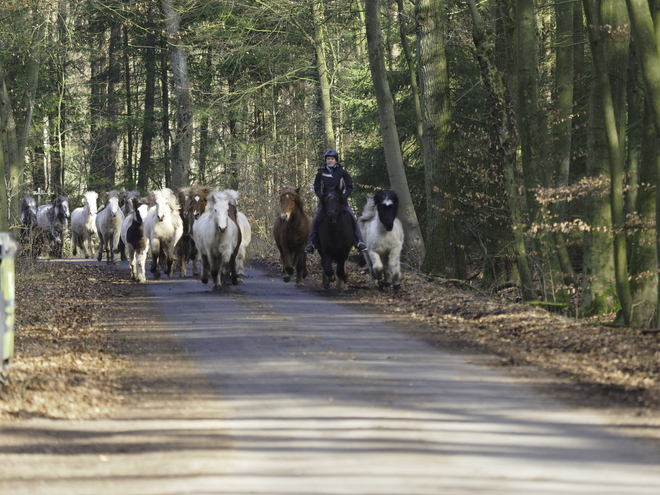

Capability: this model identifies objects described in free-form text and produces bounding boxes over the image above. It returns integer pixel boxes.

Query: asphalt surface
[2,260,660,494]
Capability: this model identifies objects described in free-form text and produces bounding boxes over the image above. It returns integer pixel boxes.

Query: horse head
[56,196,71,220]
[135,202,149,226]
[207,190,232,233]
[107,196,120,217]
[279,187,302,222]
[374,190,399,232]
[85,191,99,216]
[321,186,346,224]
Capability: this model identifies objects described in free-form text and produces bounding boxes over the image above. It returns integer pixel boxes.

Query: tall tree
[583,0,633,325]
[416,0,466,278]
[365,0,425,264]
[466,0,536,301]
[311,0,335,150]
[162,0,192,189]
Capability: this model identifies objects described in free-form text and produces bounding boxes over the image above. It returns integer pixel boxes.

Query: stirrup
[357,241,368,253]
[304,243,315,254]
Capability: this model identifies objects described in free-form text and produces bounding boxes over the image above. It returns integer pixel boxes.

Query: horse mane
[177,187,191,210]
[280,186,306,214]
[150,188,182,230]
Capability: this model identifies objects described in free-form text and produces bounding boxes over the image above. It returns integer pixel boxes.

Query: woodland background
[2,0,660,329]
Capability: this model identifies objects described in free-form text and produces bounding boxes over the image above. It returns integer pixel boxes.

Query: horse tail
[359,194,377,223]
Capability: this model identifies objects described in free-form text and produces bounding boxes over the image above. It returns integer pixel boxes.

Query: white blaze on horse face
[215,201,229,232]
[382,198,394,207]
[109,197,119,217]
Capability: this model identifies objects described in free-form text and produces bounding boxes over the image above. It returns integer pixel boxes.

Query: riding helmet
[324,149,339,160]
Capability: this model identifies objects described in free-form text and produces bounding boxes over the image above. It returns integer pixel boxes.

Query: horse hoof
[283,276,291,283]
[212,285,221,292]
[153,271,161,279]
[393,284,401,291]
[201,276,208,284]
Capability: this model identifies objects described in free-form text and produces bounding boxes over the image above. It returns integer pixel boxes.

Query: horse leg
[72,233,78,257]
[210,256,221,291]
[150,238,161,278]
[97,233,105,262]
[295,251,306,286]
[320,254,335,290]
[389,247,403,291]
[281,247,293,283]
[137,247,148,283]
[336,258,348,291]
[200,254,210,284]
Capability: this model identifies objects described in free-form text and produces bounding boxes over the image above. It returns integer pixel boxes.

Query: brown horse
[273,186,312,285]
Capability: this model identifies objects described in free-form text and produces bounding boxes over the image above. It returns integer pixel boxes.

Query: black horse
[36,195,71,259]
[20,195,38,258]
[316,185,354,290]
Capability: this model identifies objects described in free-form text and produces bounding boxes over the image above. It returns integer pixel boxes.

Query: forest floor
[1,253,659,433]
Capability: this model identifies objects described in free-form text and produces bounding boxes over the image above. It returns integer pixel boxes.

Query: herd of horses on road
[19,184,404,291]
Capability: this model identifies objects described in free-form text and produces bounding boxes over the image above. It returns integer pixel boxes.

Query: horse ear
[295,187,300,195]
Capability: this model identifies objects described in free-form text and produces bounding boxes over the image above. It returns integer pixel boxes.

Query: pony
[121,196,150,283]
[273,186,311,285]
[36,195,71,258]
[20,195,38,257]
[71,191,99,259]
[143,188,183,279]
[316,184,354,290]
[95,191,125,264]
[191,189,241,291]
[358,190,404,291]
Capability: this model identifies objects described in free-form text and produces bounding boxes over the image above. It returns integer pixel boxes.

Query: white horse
[71,191,98,259]
[95,192,125,264]
[121,198,150,283]
[235,211,252,280]
[192,189,241,291]
[358,190,404,291]
[143,188,183,279]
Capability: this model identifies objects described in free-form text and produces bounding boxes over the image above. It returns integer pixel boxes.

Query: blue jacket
[313,164,353,198]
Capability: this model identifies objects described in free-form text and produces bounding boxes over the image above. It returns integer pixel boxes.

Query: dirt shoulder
[2,256,660,440]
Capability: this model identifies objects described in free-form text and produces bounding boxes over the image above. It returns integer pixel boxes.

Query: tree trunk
[625,0,660,326]
[465,0,536,300]
[161,33,171,188]
[416,0,466,278]
[162,0,192,189]
[124,23,134,188]
[396,0,423,147]
[89,26,107,192]
[583,0,634,325]
[311,0,335,150]
[364,0,425,264]
[138,20,157,193]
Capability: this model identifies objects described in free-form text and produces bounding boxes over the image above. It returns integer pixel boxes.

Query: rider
[304,149,368,254]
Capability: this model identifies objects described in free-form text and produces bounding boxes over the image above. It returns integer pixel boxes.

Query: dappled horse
[143,188,183,279]
[273,186,311,285]
[36,195,71,258]
[71,191,99,259]
[95,191,124,264]
[20,195,38,257]
[191,189,242,291]
[316,184,354,290]
[358,190,404,291]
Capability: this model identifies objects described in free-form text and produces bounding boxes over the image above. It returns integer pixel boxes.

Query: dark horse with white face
[316,185,354,290]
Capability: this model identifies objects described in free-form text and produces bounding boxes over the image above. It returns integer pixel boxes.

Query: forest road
[2,261,660,494]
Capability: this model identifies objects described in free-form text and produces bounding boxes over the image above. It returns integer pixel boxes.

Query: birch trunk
[364,0,425,264]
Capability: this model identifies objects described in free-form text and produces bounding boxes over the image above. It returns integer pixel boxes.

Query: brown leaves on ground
[0,260,135,421]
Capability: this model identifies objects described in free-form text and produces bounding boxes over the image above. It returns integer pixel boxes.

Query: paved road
[2,262,660,494]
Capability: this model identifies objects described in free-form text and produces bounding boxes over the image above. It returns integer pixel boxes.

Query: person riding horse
[305,149,367,254]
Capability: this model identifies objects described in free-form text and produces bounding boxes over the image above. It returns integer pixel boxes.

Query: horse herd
[19,184,404,291]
